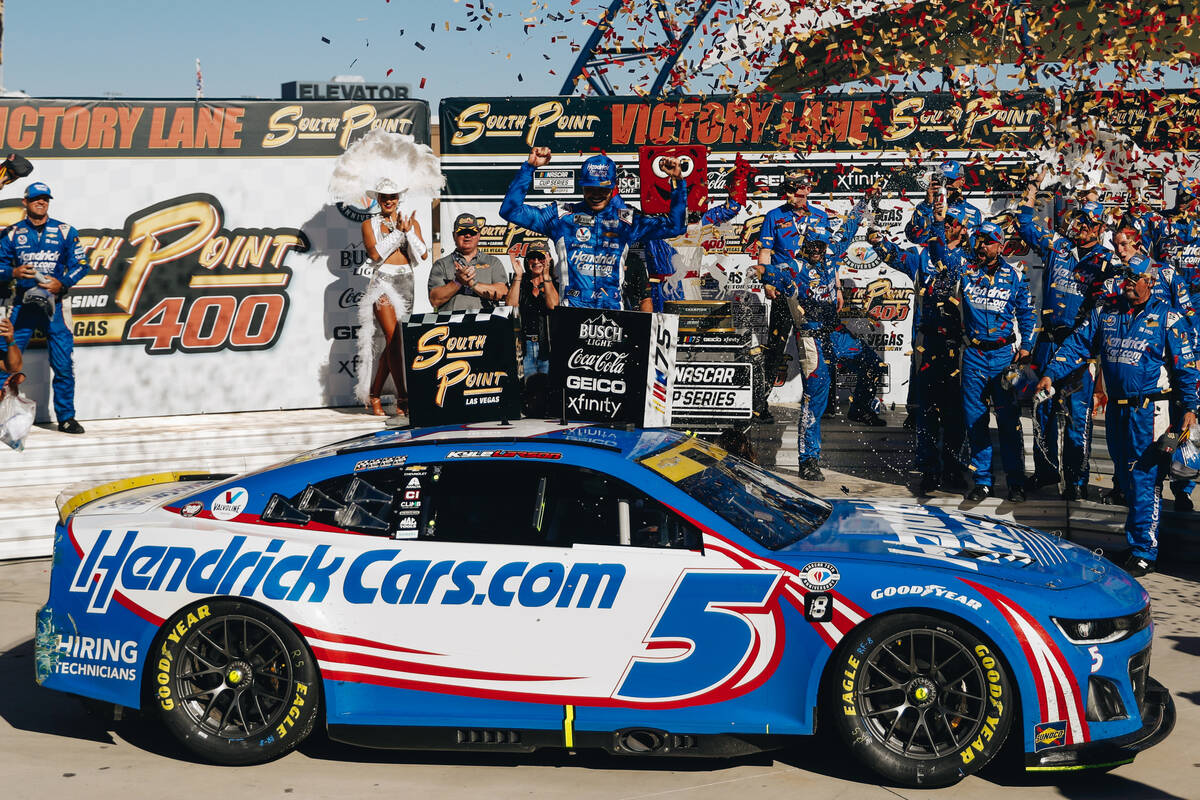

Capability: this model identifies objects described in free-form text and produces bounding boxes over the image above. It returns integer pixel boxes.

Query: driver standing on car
[0,182,90,434]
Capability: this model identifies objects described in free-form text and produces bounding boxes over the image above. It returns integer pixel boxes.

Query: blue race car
[36,421,1173,787]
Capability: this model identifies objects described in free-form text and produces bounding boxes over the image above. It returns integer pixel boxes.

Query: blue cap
[1177,178,1200,200]
[940,160,964,181]
[945,205,968,224]
[803,224,831,244]
[579,154,616,188]
[24,182,52,200]
[977,221,1004,243]
[1125,253,1155,277]
[1078,200,1105,224]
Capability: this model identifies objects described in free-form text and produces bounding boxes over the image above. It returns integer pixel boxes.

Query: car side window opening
[262,467,421,536]
[421,461,700,550]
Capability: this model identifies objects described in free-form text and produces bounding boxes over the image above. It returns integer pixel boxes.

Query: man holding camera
[906,160,984,246]
[0,182,90,433]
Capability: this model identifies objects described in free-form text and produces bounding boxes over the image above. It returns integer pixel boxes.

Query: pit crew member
[1036,263,1200,576]
[1016,183,1114,500]
[936,221,1036,502]
[0,182,90,434]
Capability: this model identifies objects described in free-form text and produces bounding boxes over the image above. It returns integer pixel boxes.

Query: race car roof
[286,420,692,464]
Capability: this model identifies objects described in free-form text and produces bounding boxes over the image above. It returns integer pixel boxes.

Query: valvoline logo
[210,487,249,520]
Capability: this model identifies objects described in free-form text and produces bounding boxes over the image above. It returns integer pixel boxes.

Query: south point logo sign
[46,193,306,353]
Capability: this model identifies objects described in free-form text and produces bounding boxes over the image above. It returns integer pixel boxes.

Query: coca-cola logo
[566,348,629,374]
[339,288,364,309]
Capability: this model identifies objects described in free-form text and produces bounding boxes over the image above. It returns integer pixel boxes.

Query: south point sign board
[550,308,677,427]
[403,311,521,427]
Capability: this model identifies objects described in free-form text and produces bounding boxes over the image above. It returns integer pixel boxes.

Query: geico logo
[677,366,735,384]
[71,530,625,613]
[333,325,360,340]
[566,375,626,393]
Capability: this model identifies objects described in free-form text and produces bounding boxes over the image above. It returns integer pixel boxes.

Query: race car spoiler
[56,471,233,524]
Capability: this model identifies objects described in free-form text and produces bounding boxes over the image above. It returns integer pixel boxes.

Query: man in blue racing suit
[1127,181,1200,511]
[937,221,1036,502]
[1036,264,1199,577]
[761,222,885,481]
[1016,185,1114,499]
[500,147,686,310]
[905,160,984,247]
[0,182,90,433]
[872,205,971,495]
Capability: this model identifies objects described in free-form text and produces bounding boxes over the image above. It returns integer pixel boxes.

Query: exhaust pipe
[616,728,667,754]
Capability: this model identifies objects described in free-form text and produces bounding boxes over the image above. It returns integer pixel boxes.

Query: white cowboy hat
[366,178,405,200]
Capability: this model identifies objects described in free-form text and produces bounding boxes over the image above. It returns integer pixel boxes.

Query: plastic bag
[0,387,36,450]
[1171,429,1200,481]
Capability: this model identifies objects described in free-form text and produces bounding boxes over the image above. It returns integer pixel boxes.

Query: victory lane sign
[403,311,522,427]
[550,308,677,427]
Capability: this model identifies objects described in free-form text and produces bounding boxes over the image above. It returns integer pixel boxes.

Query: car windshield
[639,437,832,550]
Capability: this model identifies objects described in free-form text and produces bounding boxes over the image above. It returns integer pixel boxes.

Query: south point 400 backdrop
[0,98,430,420]
[438,91,1198,409]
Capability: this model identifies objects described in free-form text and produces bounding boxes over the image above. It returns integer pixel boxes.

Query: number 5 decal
[615,571,781,702]
[1088,645,1103,674]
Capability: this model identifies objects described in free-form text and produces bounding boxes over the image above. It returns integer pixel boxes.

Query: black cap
[525,241,549,258]
[453,213,481,233]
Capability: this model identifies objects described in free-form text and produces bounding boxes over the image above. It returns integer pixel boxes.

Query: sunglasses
[455,227,480,236]
[377,194,400,202]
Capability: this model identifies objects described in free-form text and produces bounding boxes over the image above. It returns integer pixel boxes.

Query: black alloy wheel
[153,600,320,765]
[828,613,1015,787]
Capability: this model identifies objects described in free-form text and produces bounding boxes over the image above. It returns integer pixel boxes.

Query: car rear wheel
[152,599,320,765]
[828,613,1014,788]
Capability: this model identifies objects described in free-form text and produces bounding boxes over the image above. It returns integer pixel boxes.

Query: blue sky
[3,0,585,106]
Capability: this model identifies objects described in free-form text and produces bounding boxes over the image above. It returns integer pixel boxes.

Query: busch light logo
[578,314,623,345]
[69,530,625,615]
[210,487,249,520]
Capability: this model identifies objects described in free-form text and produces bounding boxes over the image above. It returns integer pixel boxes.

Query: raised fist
[658,156,682,180]
[528,147,552,167]
[866,229,884,246]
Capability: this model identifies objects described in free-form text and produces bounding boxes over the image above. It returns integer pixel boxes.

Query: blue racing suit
[757,200,869,412]
[0,217,90,422]
[1044,296,1200,559]
[905,197,984,246]
[1016,204,1113,491]
[877,238,965,476]
[759,202,831,265]
[763,248,881,462]
[1131,211,1200,499]
[645,199,742,311]
[951,256,1036,488]
[500,163,686,310]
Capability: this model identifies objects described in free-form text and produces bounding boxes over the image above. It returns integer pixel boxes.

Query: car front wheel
[152,599,320,765]
[828,612,1015,788]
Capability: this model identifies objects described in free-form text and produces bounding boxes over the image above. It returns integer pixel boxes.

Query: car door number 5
[616,571,780,701]
[1088,645,1103,673]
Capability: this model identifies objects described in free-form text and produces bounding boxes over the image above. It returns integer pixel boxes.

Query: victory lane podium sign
[549,308,677,427]
[403,310,522,427]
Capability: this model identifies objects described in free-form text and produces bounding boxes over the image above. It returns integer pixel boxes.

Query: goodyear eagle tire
[828,613,1014,788]
[152,599,320,765]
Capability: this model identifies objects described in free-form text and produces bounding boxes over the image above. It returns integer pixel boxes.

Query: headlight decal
[961,579,1091,749]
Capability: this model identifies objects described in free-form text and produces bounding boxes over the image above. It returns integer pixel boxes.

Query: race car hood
[778,500,1109,589]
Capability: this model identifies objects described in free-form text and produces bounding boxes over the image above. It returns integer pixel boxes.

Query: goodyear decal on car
[69,530,624,614]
